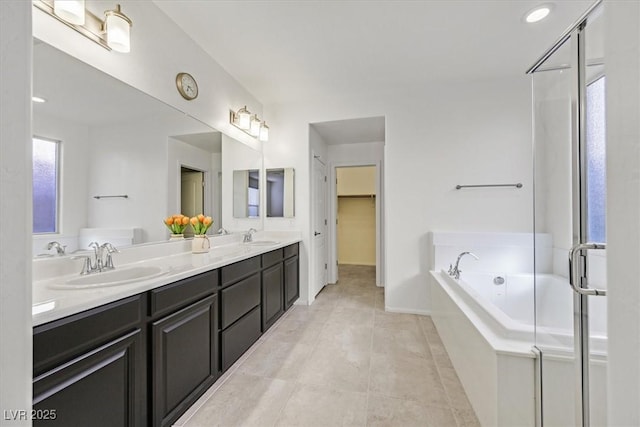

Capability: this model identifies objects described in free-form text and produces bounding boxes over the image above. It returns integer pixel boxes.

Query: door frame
[328,160,384,287]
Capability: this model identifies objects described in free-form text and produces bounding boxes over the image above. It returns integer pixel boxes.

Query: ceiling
[154,0,594,106]
[311,116,385,144]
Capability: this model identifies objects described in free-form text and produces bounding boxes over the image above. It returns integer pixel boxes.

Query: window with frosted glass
[586,77,606,243]
[33,137,59,233]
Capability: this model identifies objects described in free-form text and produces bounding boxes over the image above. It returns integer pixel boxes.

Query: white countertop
[33,231,301,326]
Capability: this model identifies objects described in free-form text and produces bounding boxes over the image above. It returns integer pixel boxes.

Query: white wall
[222,134,263,232]
[0,1,32,423]
[32,114,90,255]
[605,1,640,425]
[264,77,532,313]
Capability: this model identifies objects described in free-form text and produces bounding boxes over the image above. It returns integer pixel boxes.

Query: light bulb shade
[237,107,251,130]
[53,0,85,25]
[249,116,261,137]
[105,5,132,53]
[259,123,269,142]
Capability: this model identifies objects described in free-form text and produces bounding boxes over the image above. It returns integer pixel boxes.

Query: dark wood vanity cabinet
[148,269,219,427]
[32,295,146,427]
[32,244,300,426]
[150,294,218,427]
[284,243,300,309]
[220,257,262,371]
[262,250,285,331]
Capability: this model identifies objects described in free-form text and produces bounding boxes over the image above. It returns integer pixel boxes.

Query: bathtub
[430,270,608,427]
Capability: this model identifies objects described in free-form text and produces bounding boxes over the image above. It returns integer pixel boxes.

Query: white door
[312,156,327,297]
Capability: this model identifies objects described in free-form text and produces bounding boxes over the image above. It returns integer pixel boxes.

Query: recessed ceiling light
[525,4,553,23]
[32,96,47,103]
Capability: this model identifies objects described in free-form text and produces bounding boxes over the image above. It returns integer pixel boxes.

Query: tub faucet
[243,228,257,243]
[450,251,479,280]
[46,241,66,255]
[216,227,229,235]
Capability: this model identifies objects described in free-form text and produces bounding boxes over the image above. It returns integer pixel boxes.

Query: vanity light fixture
[259,122,269,142]
[53,0,85,25]
[32,96,47,103]
[230,106,270,141]
[249,115,261,137]
[33,1,132,53]
[104,4,132,53]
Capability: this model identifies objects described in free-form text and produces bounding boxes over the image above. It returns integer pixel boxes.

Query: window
[33,137,59,233]
[586,76,606,243]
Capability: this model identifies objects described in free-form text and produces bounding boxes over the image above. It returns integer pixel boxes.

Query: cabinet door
[151,294,218,427]
[33,329,144,427]
[262,262,284,331]
[284,256,299,309]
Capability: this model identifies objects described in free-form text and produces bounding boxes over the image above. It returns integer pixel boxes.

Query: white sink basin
[245,240,280,246]
[51,266,167,289]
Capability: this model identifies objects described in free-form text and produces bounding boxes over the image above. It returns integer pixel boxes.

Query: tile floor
[175,265,480,427]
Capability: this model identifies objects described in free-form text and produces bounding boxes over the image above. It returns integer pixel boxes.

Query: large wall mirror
[32,39,260,256]
[266,168,295,218]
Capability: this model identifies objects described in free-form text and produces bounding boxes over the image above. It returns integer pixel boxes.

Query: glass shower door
[531,4,607,426]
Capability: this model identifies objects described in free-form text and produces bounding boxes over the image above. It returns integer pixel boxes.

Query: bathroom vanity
[32,239,299,427]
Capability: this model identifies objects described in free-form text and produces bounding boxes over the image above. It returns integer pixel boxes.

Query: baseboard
[384,306,432,316]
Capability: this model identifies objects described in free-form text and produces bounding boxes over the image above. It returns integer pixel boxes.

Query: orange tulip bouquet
[164,214,190,235]
[190,214,213,235]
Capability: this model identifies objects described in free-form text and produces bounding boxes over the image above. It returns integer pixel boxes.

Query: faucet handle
[71,255,93,275]
[101,242,119,253]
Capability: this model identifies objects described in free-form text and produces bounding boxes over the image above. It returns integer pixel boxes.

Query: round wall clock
[176,72,198,100]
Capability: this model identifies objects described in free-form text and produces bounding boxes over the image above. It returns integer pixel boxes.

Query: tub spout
[450,251,479,280]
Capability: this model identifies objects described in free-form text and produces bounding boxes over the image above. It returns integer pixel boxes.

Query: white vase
[192,234,210,253]
[169,233,184,241]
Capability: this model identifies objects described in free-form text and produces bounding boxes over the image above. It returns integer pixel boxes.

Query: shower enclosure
[529,1,607,426]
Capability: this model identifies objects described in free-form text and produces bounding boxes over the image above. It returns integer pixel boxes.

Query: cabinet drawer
[34,295,142,376]
[220,273,260,329]
[284,243,299,259]
[221,256,260,287]
[149,270,218,318]
[221,306,261,371]
[262,248,284,268]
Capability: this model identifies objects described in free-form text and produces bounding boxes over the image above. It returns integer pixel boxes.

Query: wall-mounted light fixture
[33,0,132,53]
[230,106,270,142]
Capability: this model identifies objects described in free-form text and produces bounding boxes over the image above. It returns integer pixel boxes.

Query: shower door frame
[527,1,605,426]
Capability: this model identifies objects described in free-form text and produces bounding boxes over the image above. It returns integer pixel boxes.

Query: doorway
[181,166,204,237]
[336,166,376,274]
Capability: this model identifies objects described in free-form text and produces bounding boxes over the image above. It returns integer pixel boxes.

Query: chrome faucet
[243,228,257,243]
[89,242,103,272]
[100,242,119,270]
[216,227,229,235]
[72,242,119,275]
[46,241,66,255]
[449,251,479,280]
